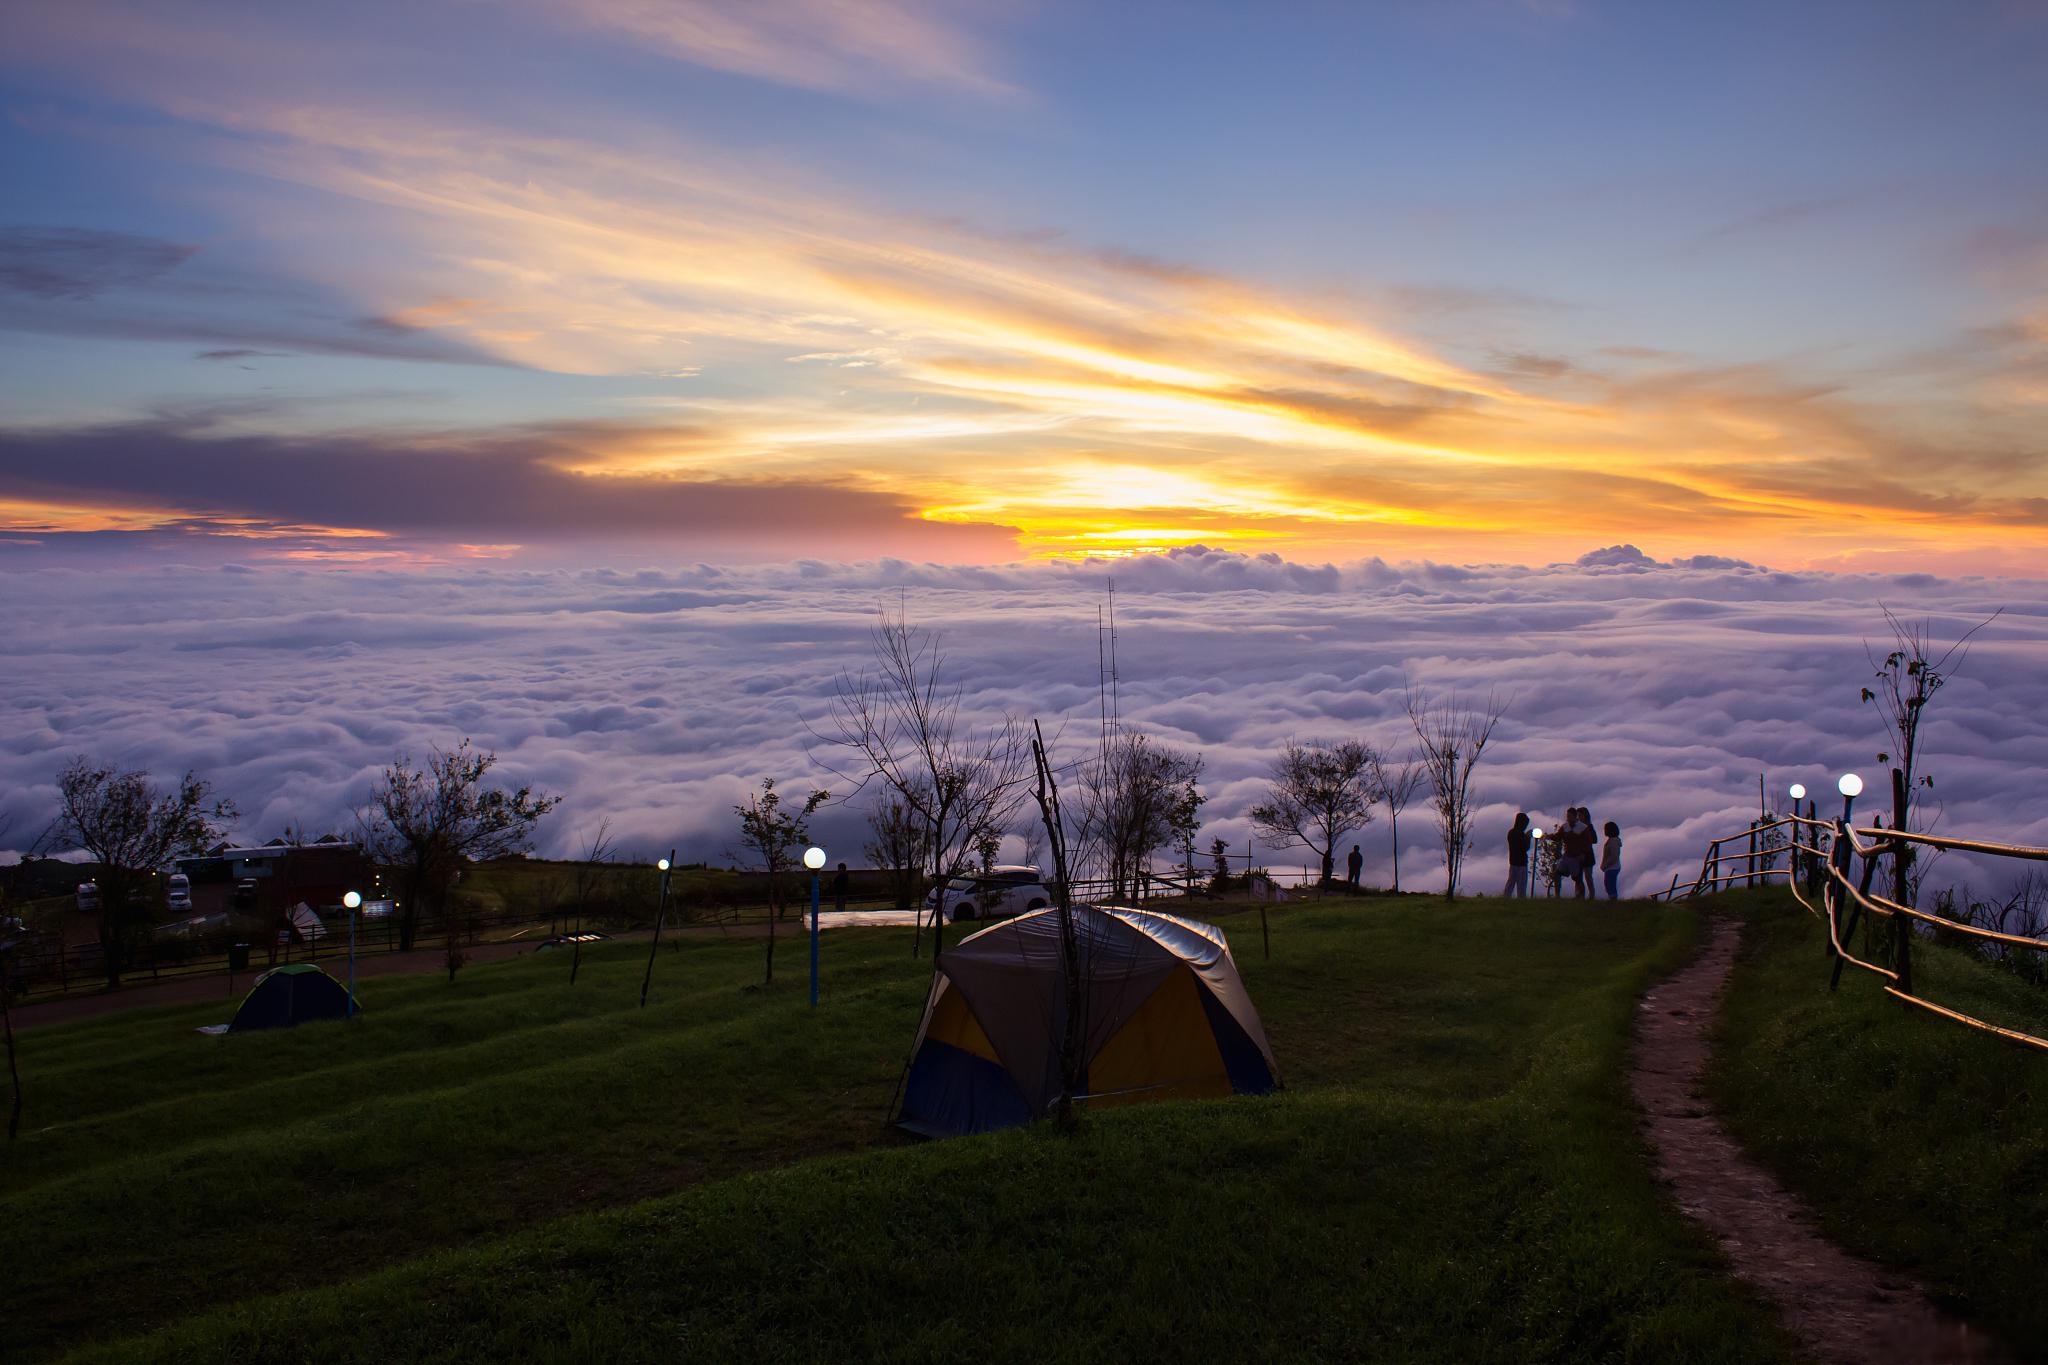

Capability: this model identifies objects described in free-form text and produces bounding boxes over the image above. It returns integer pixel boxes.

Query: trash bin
[228,943,251,972]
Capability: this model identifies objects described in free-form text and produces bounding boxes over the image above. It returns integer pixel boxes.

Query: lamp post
[804,846,826,1007]
[640,853,674,1010]
[1530,826,1545,897]
[1837,772,1863,823]
[341,890,362,1018]
[1786,785,1808,885]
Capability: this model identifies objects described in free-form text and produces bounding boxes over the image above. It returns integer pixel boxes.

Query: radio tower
[1095,578,1124,760]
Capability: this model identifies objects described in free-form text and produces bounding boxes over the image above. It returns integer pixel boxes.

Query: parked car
[926,865,1054,923]
[76,882,101,912]
[167,873,193,912]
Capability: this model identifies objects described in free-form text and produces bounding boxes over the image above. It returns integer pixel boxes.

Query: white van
[167,873,193,912]
[76,881,101,912]
[926,865,1055,923]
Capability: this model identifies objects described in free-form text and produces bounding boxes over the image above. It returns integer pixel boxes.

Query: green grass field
[1709,890,2048,1356]
[6,894,1805,1364]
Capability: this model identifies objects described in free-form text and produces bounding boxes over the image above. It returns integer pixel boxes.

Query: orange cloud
[5,16,2046,570]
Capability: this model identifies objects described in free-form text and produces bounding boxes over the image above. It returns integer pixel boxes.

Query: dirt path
[1631,917,2005,1365]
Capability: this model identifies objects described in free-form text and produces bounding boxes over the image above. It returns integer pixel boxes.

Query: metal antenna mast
[1096,603,1109,761]
[1106,577,1121,734]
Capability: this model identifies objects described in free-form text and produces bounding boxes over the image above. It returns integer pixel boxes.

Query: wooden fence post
[1893,893,1914,997]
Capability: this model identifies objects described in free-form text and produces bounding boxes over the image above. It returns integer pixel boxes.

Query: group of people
[1504,808,1623,899]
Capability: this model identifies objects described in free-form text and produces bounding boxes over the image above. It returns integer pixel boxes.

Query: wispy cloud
[0,227,196,300]
[4,4,2045,569]
[524,0,1020,99]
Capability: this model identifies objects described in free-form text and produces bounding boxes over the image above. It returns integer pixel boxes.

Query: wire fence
[1658,814,2048,1054]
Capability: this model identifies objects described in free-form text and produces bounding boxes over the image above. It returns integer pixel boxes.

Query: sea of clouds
[4,545,2045,900]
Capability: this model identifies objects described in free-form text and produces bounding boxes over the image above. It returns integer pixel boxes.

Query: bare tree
[357,740,558,955]
[52,757,237,988]
[1249,739,1381,888]
[861,792,925,909]
[1861,605,2001,907]
[817,603,1030,956]
[734,779,828,985]
[1075,732,1203,901]
[1206,836,1233,895]
[1371,752,1426,894]
[567,819,617,929]
[1406,688,1506,899]
[1168,772,1205,890]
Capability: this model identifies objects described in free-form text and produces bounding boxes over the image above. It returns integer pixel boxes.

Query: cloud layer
[5,548,2045,900]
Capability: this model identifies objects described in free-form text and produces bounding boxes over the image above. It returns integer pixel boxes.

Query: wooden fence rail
[1662,813,2048,1055]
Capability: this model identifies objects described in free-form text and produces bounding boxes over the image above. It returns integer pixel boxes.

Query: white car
[928,865,1055,923]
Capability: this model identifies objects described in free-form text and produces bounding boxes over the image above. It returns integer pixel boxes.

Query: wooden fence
[1659,814,2048,1053]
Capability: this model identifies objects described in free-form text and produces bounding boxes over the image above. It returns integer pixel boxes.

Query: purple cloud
[3,551,2044,903]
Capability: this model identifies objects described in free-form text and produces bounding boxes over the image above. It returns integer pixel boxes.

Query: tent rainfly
[226,963,356,1031]
[897,904,1278,1138]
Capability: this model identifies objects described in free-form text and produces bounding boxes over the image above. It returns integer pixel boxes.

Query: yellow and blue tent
[897,904,1279,1137]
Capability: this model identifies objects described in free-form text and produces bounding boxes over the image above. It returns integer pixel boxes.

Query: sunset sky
[5,0,2046,572]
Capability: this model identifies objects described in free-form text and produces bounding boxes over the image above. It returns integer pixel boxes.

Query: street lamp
[641,850,676,1009]
[341,890,362,1018]
[1530,826,1545,897]
[1788,783,1806,802]
[804,846,826,1007]
[1837,772,1863,822]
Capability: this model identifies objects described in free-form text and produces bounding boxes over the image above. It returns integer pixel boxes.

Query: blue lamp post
[804,846,826,1007]
[640,853,674,1009]
[1787,784,1808,884]
[1837,772,1863,823]
[341,890,362,1018]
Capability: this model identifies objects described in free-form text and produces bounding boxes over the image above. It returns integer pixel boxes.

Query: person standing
[1346,844,1364,889]
[830,862,849,914]
[1504,813,1531,897]
[1565,808,1596,898]
[1601,823,1622,900]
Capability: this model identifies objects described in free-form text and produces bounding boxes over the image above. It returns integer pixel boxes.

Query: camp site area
[5,889,2047,1364]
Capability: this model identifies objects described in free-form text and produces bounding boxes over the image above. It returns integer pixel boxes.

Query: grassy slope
[1708,890,2048,1358]
[14,898,1793,1363]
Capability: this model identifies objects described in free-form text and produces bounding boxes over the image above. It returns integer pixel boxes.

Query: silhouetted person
[830,862,849,914]
[1346,844,1363,888]
[1563,807,1596,898]
[1504,812,1530,897]
[1601,823,1622,900]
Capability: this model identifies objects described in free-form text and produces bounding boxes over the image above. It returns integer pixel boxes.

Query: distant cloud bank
[4,548,2045,898]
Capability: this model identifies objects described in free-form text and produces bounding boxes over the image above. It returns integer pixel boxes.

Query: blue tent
[228,963,357,1031]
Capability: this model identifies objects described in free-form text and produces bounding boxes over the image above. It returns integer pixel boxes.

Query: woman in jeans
[1601,821,1623,900]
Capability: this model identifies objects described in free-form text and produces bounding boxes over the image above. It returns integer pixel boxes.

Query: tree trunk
[1389,813,1400,893]
[763,892,777,983]
[1320,849,1334,885]
[397,871,420,952]
[99,896,123,990]
[1890,766,1912,907]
